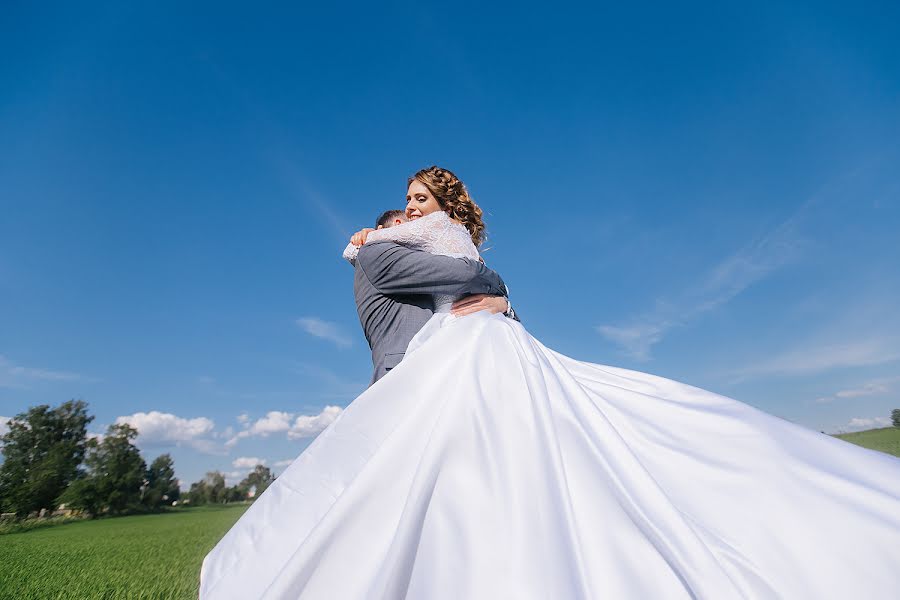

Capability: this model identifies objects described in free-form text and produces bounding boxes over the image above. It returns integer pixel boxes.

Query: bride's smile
[405,179,441,220]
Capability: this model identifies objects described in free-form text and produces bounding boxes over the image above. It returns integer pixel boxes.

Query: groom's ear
[376,225,384,230]
[393,219,403,226]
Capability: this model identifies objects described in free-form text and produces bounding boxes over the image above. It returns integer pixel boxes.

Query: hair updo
[409,166,486,247]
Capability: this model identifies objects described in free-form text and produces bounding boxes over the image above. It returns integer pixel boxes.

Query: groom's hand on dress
[451,294,508,317]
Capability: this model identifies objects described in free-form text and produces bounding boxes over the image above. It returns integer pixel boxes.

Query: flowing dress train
[200,312,900,599]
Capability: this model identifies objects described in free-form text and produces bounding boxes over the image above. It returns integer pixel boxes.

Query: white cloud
[223,470,245,487]
[115,411,220,454]
[0,416,10,438]
[288,405,342,439]
[237,413,250,424]
[597,208,805,360]
[232,457,266,469]
[836,416,893,432]
[295,317,353,348]
[249,411,293,435]
[273,458,294,468]
[0,355,98,388]
[226,406,343,447]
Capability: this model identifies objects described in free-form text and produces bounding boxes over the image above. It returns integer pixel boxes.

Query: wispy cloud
[597,206,807,360]
[271,153,350,242]
[201,69,351,243]
[226,406,342,447]
[273,458,294,468]
[232,456,266,469]
[595,322,669,362]
[813,376,900,404]
[115,411,223,455]
[734,337,900,380]
[291,362,367,400]
[295,317,353,348]
[0,355,99,388]
[836,382,892,398]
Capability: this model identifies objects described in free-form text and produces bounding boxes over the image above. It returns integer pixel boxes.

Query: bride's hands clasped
[350,228,376,247]
[450,294,509,317]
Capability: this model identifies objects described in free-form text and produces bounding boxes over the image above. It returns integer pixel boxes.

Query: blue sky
[2,1,898,487]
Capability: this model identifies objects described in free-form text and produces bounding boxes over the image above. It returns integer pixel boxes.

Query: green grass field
[0,504,248,600]
[834,426,900,458]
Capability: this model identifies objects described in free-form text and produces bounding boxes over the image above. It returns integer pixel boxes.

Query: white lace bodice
[343,211,479,263]
[343,211,480,312]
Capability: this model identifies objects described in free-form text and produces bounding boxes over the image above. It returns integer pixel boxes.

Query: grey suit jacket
[354,241,509,384]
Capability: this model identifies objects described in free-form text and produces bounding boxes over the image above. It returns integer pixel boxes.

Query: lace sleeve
[342,215,434,265]
[342,242,361,265]
[342,212,480,264]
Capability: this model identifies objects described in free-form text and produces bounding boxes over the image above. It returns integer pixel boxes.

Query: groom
[353,211,516,384]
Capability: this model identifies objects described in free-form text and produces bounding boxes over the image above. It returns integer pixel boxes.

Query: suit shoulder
[357,241,414,263]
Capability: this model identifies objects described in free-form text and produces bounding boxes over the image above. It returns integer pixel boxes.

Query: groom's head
[375,209,407,229]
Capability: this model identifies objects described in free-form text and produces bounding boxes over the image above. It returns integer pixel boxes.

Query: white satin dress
[200,215,900,599]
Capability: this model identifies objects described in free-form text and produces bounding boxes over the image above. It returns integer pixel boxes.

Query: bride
[200,167,900,599]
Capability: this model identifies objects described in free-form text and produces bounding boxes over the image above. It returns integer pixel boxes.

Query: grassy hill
[0,504,248,599]
[833,426,900,458]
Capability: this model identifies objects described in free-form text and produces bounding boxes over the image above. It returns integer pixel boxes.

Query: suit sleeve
[357,242,508,298]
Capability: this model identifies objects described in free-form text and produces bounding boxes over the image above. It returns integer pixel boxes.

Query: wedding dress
[201,214,900,599]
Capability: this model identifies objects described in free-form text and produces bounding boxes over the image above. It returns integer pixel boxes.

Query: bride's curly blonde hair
[409,166,486,247]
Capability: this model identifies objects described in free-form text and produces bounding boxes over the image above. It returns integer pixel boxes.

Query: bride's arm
[342,214,438,265]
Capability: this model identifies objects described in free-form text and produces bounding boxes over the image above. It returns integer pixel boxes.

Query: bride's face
[405,180,442,220]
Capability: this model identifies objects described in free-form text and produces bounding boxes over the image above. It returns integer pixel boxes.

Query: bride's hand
[350,228,376,247]
[451,294,509,317]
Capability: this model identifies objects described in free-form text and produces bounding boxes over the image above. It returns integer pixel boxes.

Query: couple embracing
[345,166,519,385]
[201,166,900,599]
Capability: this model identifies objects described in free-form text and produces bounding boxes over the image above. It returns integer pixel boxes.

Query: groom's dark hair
[375,210,405,228]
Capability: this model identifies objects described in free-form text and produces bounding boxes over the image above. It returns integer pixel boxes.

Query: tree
[224,485,246,502]
[92,423,146,514]
[240,465,275,498]
[187,479,209,505]
[143,454,180,509]
[205,471,227,504]
[892,409,900,428]
[0,400,93,517]
[187,471,226,505]
[59,470,103,517]
[61,423,146,516]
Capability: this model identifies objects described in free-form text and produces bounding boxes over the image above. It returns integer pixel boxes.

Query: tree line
[186,464,275,505]
[4,400,897,520]
[0,399,273,520]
